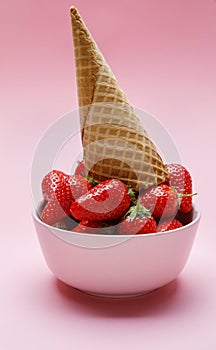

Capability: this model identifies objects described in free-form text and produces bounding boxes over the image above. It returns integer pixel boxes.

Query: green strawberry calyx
[86,176,98,186]
[125,199,151,221]
[127,187,136,204]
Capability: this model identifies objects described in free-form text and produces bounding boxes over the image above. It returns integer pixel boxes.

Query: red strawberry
[74,160,86,177]
[41,174,92,225]
[140,184,178,220]
[73,220,105,234]
[70,179,131,221]
[42,170,69,200]
[118,200,157,235]
[64,175,92,202]
[165,163,194,213]
[157,219,183,232]
[41,199,66,225]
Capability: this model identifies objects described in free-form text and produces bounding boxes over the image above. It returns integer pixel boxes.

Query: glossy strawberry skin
[140,184,178,220]
[165,163,193,213]
[70,179,131,221]
[157,219,183,232]
[41,199,66,225]
[74,160,86,177]
[118,216,157,235]
[63,175,92,203]
[42,170,69,200]
[41,173,92,225]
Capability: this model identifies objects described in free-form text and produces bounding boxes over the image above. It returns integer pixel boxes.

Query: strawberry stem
[178,192,198,197]
[172,188,198,208]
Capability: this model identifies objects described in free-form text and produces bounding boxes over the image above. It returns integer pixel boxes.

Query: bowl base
[78,288,158,299]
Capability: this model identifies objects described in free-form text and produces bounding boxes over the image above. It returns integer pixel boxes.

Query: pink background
[1,0,216,348]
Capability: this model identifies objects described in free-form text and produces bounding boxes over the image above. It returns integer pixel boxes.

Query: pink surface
[1,0,215,348]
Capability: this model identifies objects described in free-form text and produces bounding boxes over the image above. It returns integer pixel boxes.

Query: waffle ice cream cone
[70,6,168,191]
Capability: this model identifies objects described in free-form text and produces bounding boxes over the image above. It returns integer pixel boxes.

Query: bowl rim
[32,205,201,239]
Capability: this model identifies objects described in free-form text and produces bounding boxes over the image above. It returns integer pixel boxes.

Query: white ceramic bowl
[33,207,200,297]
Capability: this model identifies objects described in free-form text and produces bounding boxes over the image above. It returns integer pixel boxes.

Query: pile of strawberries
[40,161,196,234]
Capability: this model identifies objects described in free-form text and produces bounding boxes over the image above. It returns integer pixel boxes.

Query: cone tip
[70,6,77,15]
